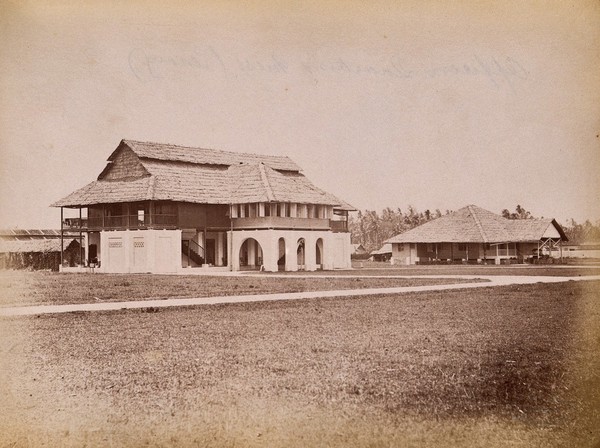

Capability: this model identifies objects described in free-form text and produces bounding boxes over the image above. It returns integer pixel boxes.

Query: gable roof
[52,140,354,209]
[118,140,301,172]
[385,205,567,244]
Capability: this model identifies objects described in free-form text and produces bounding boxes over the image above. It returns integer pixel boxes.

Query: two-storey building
[52,140,354,273]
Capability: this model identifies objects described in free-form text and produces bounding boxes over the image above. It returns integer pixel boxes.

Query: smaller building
[385,205,567,265]
[370,243,392,262]
[351,244,368,256]
[0,229,80,271]
[561,241,600,259]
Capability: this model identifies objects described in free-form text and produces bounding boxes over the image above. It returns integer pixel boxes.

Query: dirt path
[1,274,598,317]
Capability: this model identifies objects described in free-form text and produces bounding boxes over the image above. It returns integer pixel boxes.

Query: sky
[1,1,599,229]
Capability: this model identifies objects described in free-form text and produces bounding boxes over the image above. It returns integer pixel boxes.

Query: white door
[132,236,147,272]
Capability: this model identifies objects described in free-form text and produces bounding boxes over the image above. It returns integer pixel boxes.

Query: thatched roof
[371,243,392,255]
[116,139,301,172]
[52,140,354,209]
[386,205,567,244]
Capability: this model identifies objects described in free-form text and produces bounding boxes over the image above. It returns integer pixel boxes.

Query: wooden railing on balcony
[330,220,348,233]
[63,214,178,230]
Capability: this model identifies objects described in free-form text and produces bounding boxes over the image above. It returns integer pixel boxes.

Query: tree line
[349,205,600,252]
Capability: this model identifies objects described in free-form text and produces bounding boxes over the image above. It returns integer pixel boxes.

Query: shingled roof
[52,140,354,209]
[386,205,567,244]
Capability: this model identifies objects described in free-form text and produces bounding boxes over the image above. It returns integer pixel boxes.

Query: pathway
[1,274,599,317]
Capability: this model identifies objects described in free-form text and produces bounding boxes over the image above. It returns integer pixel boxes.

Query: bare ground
[1,280,599,447]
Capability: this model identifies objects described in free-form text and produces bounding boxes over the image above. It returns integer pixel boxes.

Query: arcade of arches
[230,229,348,272]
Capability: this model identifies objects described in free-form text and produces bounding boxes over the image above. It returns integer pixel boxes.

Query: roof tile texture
[52,140,353,209]
[386,205,562,243]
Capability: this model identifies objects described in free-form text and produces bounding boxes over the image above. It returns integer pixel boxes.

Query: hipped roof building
[385,205,567,265]
[53,140,354,274]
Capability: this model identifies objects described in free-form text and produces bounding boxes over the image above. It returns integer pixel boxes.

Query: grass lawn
[0,271,484,307]
[1,280,599,447]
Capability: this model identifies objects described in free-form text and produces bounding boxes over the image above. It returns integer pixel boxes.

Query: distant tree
[349,205,438,252]
[502,205,534,219]
[563,218,600,244]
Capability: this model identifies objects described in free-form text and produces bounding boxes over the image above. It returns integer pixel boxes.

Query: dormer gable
[97,141,150,180]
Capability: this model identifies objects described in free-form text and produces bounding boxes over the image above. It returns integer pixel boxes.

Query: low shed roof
[385,205,567,244]
[0,238,78,253]
[371,243,393,255]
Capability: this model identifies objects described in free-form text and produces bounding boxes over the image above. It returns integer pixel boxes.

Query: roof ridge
[123,139,297,166]
[468,205,489,243]
[258,163,275,202]
[124,139,221,152]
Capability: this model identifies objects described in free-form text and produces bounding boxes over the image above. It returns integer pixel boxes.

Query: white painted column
[305,234,317,271]
[230,232,240,271]
[248,238,256,267]
[285,235,298,272]
[215,232,222,266]
[261,233,278,272]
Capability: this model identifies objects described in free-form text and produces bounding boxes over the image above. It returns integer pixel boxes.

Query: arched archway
[239,238,263,270]
[297,238,305,270]
[316,238,323,269]
[278,237,286,271]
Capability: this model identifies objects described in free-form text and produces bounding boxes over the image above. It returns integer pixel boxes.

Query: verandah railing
[63,214,178,230]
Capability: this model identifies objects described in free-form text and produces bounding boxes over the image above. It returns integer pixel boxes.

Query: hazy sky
[1,1,599,229]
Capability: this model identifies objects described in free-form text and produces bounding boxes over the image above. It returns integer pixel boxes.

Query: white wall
[562,248,600,259]
[230,229,352,272]
[100,229,181,274]
[391,243,415,265]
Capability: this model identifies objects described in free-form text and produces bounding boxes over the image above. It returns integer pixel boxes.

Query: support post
[60,207,64,270]
[560,240,563,263]
[203,228,207,264]
[229,206,234,271]
[79,207,83,266]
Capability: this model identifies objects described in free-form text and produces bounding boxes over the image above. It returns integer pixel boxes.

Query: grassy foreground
[0,271,482,307]
[1,280,599,447]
